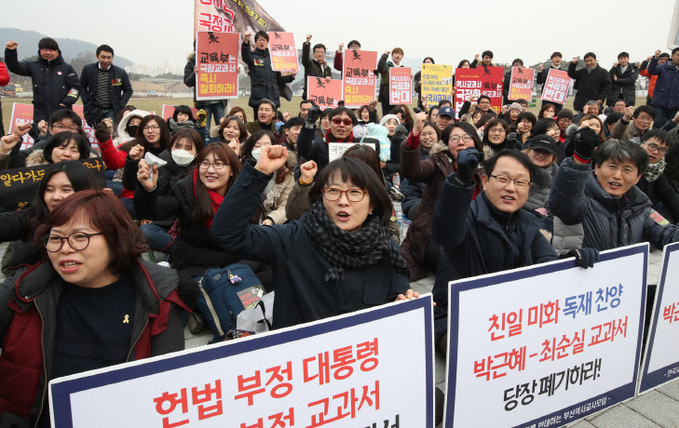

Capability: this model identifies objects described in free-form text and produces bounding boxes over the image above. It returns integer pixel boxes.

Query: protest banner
[541,69,572,105]
[328,141,376,162]
[445,244,648,428]
[508,67,535,102]
[195,31,240,100]
[161,105,200,121]
[268,32,298,72]
[9,104,96,150]
[343,50,378,108]
[421,64,453,109]
[0,158,106,212]
[640,242,679,393]
[307,77,343,109]
[454,67,504,118]
[50,297,435,428]
[194,0,284,39]
[389,67,412,105]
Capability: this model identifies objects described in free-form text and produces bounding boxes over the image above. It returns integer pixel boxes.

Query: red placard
[508,67,535,102]
[268,32,298,72]
[9,103,97,151]
[389,67,412,105]
[196,31,239,100]
[307,77,343,109]
[343,50,378,108]
[541,69,571,105]
[454,67,504,118]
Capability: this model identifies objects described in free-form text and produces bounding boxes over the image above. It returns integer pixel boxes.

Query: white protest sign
[640,242,679,393]
[328,142,375,162]
[50,296,435,428]
[445,244,648,428]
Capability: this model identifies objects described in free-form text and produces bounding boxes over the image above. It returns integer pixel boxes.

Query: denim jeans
[141,223,173,251]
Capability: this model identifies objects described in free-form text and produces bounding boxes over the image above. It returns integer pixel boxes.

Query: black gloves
[563,247,600,268]
[451,148,480,187]
[572,127,599,162]
[304,105,322,128]
[95,122,111,143]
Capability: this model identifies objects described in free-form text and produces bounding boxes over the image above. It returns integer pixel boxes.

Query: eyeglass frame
[644,142,667,155]
[321,187,368,202]
[51,123,79,132]
[489,174,532,188]
[331,117,353,126]
[143,125,161,131]
[449,134,474,143]
[198,160,229,170]
[42,232,104,252]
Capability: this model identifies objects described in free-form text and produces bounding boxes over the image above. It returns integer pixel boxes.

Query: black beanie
[38,37,59,51]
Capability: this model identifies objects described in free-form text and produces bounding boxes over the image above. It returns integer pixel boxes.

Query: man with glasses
[610,105,655,143]
[430,149,571,355]
[241,30,295,118]
[297,106,356,173]
[635,130,679,224]
[549,130,679,254]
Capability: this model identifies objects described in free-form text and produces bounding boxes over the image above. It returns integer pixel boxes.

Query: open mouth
[59,260,82,273]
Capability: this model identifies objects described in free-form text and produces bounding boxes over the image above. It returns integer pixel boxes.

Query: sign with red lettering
[389,67,412,105]
[444,244,647,427]
[9,103,96,150]
[508,67,535,101]
[343,49,378,108]
[454,67,504,119]
[640,242,679,393]
[541,69,572,105]
[196,31,239,100]
[194,0,285,37]
[268,32,298,72]
[307,77,343,109]
[50,297,436,427]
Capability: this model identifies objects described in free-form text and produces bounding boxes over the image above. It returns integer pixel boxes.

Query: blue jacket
[648,58,679,110]
[80,62,133,126]
[431,174,557,343]
[4,49,80,123]
[210,163,409,329]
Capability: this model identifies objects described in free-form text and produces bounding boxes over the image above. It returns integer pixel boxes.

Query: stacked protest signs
[445,244,648,427]
[307,77,343,109]
[421,64,453,109]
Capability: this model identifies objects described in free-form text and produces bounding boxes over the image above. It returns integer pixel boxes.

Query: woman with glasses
[400,112,484,281]
[1,161,102,277]
[133,143,241,309]
[210,146,416,329]
[481,118,522,160]
[0,190,187,427]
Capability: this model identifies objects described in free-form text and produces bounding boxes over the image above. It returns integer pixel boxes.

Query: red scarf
[324,129,354,144]
[193,169,224,229]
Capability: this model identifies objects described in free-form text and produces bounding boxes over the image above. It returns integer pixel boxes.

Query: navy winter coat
[80,62,133,126]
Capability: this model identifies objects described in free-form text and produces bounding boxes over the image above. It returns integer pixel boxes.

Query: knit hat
[379,114,401,127]
[38,37,59,51]
[361,123,391,162]
[557,109,574,121]
[507,102,523,114]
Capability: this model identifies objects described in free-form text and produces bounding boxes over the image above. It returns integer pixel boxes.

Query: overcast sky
[1,0,676,69]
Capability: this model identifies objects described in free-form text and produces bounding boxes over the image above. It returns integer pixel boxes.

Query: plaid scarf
[301,201,410,281]
[644,158,665,183]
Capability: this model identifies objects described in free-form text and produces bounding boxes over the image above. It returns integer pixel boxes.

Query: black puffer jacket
[241,43,294,108]
[4,49,80,123]
[606,63,639,107]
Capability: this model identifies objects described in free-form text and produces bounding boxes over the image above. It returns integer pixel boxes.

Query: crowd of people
[2,33,679,426]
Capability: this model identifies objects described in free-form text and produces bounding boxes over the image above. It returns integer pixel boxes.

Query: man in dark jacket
[648,47,679,128]
[184,50,229,142]
[301,34,332,99]
[606,52,638,107]
[635,130,679,223]
[549,132,679,254]
[568,52,611,113]
[297,106,356,173]
[4,38,80,124]
[80,44,133,127]
[241,30,295,117]
[431,150,564,354]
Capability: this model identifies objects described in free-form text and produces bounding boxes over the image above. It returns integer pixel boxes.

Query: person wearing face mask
[122,129,204,252]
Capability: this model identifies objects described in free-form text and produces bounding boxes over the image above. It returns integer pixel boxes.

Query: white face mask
[171,149,196,166]
[251,147,262,161]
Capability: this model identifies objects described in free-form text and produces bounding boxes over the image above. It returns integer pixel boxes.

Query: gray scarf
[644,158,665,183]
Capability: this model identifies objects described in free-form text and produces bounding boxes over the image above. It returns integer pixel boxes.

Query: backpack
[196,263,267,343]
